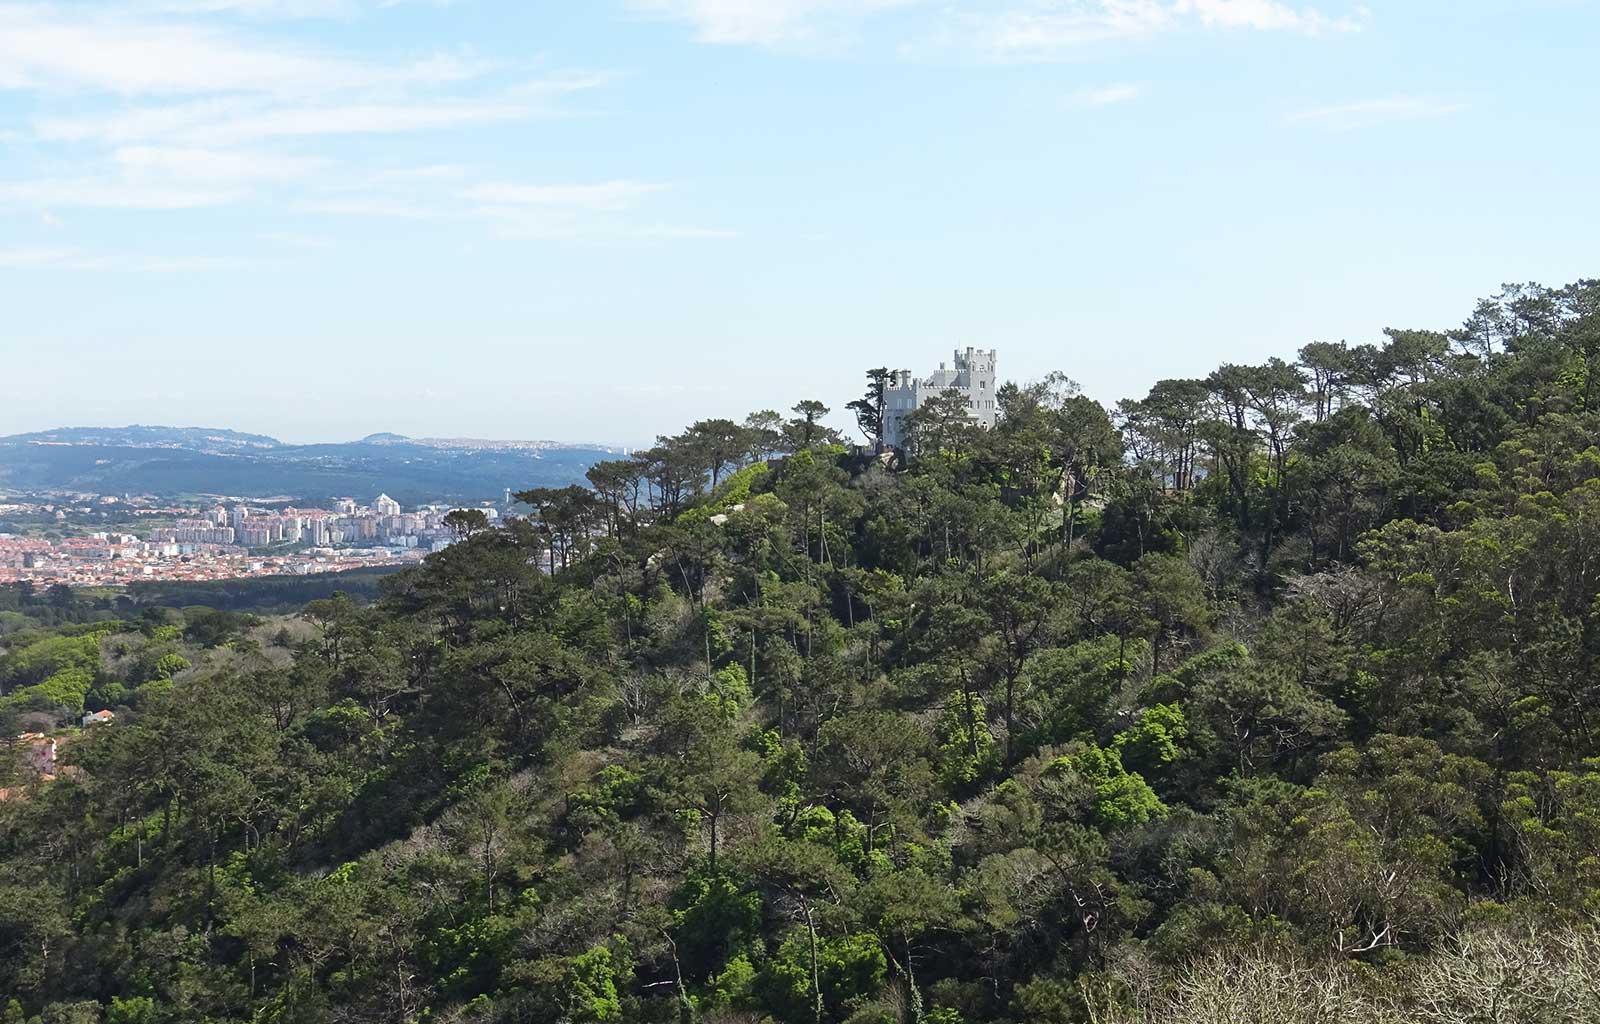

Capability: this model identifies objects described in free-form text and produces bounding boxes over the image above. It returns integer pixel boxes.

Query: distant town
[0,490,507,587]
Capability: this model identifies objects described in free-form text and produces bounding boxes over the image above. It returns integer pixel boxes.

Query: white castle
[882,347,998,448]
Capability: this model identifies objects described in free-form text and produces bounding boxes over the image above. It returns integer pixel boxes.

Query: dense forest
[4,279,1600,1023]
[0,568,402,627]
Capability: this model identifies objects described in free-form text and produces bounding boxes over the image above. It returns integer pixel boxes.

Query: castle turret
[881,348,999,448]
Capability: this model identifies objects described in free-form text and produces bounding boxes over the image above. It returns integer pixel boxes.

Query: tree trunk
[803,899,823,1024]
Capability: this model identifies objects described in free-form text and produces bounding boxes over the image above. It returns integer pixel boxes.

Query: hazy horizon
[0,422,645,450]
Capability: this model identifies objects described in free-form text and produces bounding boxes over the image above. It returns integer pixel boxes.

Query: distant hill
[0,425,624,504]
[4,425,283,452]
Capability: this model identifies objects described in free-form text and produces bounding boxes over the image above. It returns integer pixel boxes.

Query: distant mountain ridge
[0,425,623,504]
[4,425,283,452]
[5,425,622,455]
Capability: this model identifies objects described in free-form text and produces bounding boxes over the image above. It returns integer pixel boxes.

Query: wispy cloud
[1288,95,1468,131]
[141,0,462,16]
[634,0,1366,55]
[465,180,734,241]
[483,216,740,242]
[34,75,605,147]
[139,0,368,16]
[966,2,1177,55]
[1183,0,1362,33]
[292,195,445,218]
[113,144,325,181]
[965,0,1364,59]
[289,175,732,242]
[373,164,473,182]
[0,246,242,271]
[0,4,474,96]
[260,230,336,248]
[631,224,740,240]
[464,181,670,212]
[0,142,324,210]
[0,2,662,243]
[1067,82,1145,106]
[0,179,247,209]
[629,0,922,47]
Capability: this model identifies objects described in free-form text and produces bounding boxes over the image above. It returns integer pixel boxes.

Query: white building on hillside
[882,348,998,449]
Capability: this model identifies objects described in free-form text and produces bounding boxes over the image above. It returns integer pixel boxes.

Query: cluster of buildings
[0,493,501,588]
[145,494,452,551]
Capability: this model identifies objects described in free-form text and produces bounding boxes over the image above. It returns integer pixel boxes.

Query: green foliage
[4,280,1600,1022]
[1502,760,1600,915]
[671,872,763,980]
[424,913,518,998]
[0,611,39,636]
[1048,743,1167,827]
[3,666,96,714]
[105,997,158,1024]
[759,930,888,1022]
[1113,702,1188,775]
[565,942,627,1022]
[0,633,99,691]
[935,694,998,790]
[704,952,758,1010]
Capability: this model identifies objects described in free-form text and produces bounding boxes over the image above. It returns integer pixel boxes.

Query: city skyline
[3,1,1598,444]
[0,488,497,587]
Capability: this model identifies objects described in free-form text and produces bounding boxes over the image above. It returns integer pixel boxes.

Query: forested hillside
[5,280,1600,1023]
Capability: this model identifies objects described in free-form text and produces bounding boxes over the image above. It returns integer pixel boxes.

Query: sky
[0,0,1596,446]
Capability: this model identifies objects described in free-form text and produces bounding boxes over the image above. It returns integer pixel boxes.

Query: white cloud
[0,4,730,247]
[629,0,923,47]
[0,4,439,96]
[142,0,459,15]
[0,246,239,270]
[1288,95,1467,131]
[293,176,730,242]
[452,180,734,241]
[1068,82,1145,106]
[970,1,1175,55]
[1180,0,1361,33]
[966,0,1362,58]
[634,0,1366,56]
[293,195,444,218]
[39,97,537,146]
[34,71,604,148]
[0,144,321,210]
[113,145,324,181]
[260,230,335,248]
[0,3,625,233]
[631,224,740,240]
[141,0,361,15]
[480,212,737,242]
[464,181,670,212]
[0,179,246,209]
[376,164,472,181]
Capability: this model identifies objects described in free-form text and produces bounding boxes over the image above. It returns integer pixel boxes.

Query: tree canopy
[5,278,1600,1023]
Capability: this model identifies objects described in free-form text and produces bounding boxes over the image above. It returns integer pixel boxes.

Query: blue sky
[1,0,1596,445]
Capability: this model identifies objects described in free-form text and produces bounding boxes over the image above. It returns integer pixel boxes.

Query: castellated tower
[882,347,998,449]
